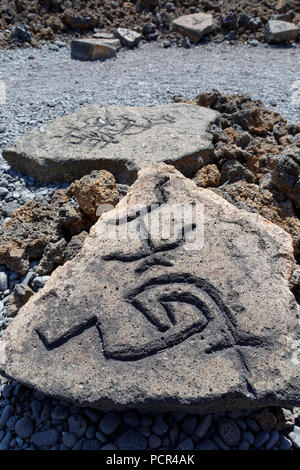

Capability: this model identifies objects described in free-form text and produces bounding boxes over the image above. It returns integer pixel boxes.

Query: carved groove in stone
[52,112,176,149]
[34,274,264,365]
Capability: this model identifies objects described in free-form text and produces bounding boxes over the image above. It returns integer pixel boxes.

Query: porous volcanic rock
[0,164,299,413]
[67,170,119,219]
[0,198,63,275]
[267,147,300,210]
[2,104,219,183]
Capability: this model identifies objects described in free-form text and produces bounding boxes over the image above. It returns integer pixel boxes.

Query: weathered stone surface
[172,13,215,41]
[0,163,299,413]
[2,104,218,183]
[193,164,220,188]
[71,39,118,60]
[114,28,141,47]
[265,20,299,43]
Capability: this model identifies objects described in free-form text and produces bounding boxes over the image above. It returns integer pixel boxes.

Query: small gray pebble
[278,435,292,450]
[195,414,212,439]
[62,432,77,448]
[123,410,140,428]
[15,416,34,439]
[84,408,101,423]
[197,439,219,450]
[82,439,101,450]
[117,429,147,450]
[86,425,95,439]
[148,434,162,449]
[181,415,198,435]
[289,426,300,449]
[265,431,279,450]
[218,418,241,446]
[95,431,107,443]
[0,405,15,429]
[239,440,250,450]
[51,405,68,421]
[254,431,270,449]
[0,272,8,292]
[68,415,87,438]
[0,431,13,450]
[242,430,254,445]
[99,412,121,435]
[214,435,230,450]
[245,418,260,433]
[152,415,169,436]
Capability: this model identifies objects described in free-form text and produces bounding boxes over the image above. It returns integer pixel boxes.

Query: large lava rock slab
[2,104,218,184]
[1,164,300,413]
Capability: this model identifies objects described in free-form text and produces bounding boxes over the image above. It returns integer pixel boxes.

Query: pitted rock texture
[0,170,119,274]
[2,104,219,184]
[0,164,299,413]
[67,170,119,219]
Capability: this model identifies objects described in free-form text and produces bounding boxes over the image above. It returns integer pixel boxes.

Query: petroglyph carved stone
[0,164,300,413]
[2,104,218,183]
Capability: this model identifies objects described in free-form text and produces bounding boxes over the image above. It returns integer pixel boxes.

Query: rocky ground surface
[0,42,300,450]
[1,0,300,49]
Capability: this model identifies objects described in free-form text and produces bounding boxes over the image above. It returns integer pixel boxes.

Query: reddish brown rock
[67,170,119,219]
[193,164,220,188]
[0,199,62,275]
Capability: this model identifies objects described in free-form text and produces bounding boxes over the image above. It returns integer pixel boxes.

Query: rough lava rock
[2,104,218,183]
[67,170,119,219]
[0,170,119,274]
[0,164,299,413]
[0,198,63,275]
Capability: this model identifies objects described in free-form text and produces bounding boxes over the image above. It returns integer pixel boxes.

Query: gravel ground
[0,41,300,451]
